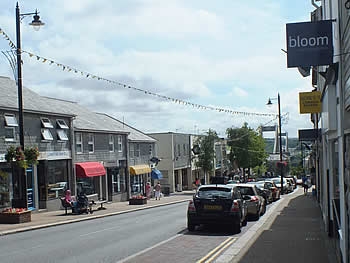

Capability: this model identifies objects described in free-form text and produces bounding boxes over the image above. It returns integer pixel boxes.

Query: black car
[187,184,248,234]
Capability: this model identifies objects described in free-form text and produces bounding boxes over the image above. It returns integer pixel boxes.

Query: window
[75,133,83,153]
[4,127,15,141]
[88,133,94,153]
[135,144,140,157]
[4,114,18,127]
[56,119,69,129]
[149,144,153,155]
[41,129,53,141]
[57,129,69,141]
[41,117,53,128]
[178,144,181,156]
[109,135,114,152]
[129,144,134,158]
[118,136,122,152]
[183,144,186,154]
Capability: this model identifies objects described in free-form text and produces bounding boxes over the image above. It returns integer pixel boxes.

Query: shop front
[129,164,151,196]
[75,162,106,200]
[106,160,128,202]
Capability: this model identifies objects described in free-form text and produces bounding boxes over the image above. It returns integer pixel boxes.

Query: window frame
[117,135,122,152]
[57,129,69,141]
[56,119,69,129]
[135,143,140,157]
[75,132,83,154]
[4,126,15,141]
[4,114,18,127]
[41,117,54,128]
[109,134,114,152]
[41,128,54,141]
[88,133,94,153]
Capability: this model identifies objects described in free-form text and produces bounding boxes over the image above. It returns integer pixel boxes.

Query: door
[26,167,34,210]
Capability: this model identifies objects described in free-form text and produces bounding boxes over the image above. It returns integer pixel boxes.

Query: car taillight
[250,196,259,202]
[188,200,196,212]
[231,200,239,212]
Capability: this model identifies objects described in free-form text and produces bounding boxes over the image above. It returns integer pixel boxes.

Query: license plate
[203,204,222,211]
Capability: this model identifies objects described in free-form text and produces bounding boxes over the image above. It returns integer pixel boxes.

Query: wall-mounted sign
[299,91,322,114]
[286,20,333,68]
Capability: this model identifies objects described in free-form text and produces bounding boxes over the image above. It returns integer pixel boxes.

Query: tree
[226,123,268,180]
[194,129,218,183]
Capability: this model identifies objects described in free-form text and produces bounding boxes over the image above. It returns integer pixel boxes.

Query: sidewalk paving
[0,191,194,236]
[230,187,339,263]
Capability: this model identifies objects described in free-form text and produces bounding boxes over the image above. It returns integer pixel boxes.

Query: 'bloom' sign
[286,20,333,68]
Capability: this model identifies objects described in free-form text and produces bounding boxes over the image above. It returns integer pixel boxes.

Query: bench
[90,200,108,210]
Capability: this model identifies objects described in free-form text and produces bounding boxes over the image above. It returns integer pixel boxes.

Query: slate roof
[0,76,156,142]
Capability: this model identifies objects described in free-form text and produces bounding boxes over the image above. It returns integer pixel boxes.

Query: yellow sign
[299,91,321,114]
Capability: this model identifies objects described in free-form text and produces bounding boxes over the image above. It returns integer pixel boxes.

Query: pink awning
[75,162,106,178]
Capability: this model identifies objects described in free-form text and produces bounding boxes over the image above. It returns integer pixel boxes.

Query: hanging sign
[286,20,333,68]
[299,91,322,114]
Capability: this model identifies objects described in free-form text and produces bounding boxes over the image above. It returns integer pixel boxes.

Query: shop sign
[39,151,71,160]
[286,20,333,67]
[299,91,321,114]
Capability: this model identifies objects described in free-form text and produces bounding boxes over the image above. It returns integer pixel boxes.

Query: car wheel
[260,204,266,215]
[242,216,247,226]
[230,219,241,234]
[187,220,195,232]
[253,210,260,221]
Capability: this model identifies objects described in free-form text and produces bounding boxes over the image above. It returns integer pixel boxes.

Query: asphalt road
[0,202,188,263]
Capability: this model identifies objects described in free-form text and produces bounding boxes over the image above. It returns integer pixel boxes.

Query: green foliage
[226,123,268,172]
[194,129,218,176]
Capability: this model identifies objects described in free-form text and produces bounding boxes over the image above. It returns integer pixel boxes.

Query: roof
[0,77,156,141]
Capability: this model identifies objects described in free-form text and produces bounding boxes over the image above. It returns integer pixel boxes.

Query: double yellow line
[197,237,237,263]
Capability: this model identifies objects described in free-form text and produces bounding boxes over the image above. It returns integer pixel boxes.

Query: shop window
[41,128,53,141]
[118,135,122,152]
[56,119,69,129]
[41,117,53,128]
[0,170,11,207]
[4,114,18,127]
[88,133,94,153]
[75,133,83,153]
[77,177,96,196]
[4,127,15,142]
[131,175,143,194]
[45,160,69,200]
[109,134,114,152]
[57,129,69,141]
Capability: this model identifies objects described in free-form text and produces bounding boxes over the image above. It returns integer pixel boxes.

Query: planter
[129,198,147,205]
[0,210,31,224]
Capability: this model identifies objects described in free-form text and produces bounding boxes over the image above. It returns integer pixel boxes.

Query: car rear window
[197,187,231,198]
[237,186,255,196]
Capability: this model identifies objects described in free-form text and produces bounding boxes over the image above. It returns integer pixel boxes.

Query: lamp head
[266,98,273,106]
[29,10,45,31]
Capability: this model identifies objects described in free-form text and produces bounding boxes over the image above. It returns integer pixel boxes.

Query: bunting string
[0,27,277,118]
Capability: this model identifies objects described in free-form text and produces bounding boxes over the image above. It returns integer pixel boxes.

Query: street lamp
[267,93,284,194]
[16,2,44,149]
[15,2,44,207]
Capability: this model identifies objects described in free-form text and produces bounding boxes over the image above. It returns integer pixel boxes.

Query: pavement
[0,187,340,263]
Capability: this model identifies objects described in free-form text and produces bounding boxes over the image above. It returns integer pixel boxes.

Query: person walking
[146,182,151,200]
[302,175,308,195]
[155,182,161,200]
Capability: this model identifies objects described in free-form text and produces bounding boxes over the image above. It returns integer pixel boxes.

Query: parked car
[187,184,248,234]
[286,177,296,190]
[263,180,281,201]
[271,177,292,194]
[247,181,273,204]
[235,183,266,220]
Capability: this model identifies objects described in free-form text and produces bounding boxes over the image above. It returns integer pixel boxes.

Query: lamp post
[267,93,283,194]
[15,2,44,207]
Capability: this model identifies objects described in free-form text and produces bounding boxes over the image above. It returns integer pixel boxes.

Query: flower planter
[129,198,147,205]
[0,210,31,224]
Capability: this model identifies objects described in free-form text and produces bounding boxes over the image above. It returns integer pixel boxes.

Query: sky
[0,0,317,138]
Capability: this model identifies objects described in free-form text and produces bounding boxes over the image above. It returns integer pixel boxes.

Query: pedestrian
[195,178,201,188]
[146,182,151,200]
[302,175,308,195]
[155,182,161,200]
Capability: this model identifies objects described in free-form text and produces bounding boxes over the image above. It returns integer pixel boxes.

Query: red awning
[75,162,106,178]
